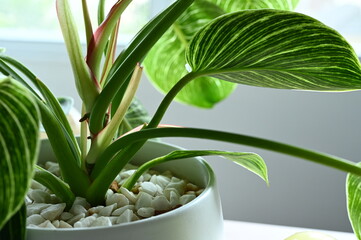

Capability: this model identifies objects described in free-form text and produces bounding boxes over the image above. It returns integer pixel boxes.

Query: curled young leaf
[186,9,361,91]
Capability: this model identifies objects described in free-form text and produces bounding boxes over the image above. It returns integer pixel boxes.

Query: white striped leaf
[186,9,361,91]
[347,163,361,239]
[144,0,298,108]
[0,77,39,229]
[144,1,235,108]
[123,150,268,189]
[208,0,299,13]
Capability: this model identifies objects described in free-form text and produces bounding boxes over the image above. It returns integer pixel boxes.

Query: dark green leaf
[347,162,361,240]
[0,203,26,240]
[89,0,195,134]
[187,9,361,91]
[0,77,39,229]
[144,1,235,108]
[123,150,268,189]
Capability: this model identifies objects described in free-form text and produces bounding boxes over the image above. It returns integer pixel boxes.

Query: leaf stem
[102,127,361,177]
[147,72,199,128]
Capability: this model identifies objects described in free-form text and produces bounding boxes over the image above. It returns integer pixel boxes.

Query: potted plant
[1,0,361,239]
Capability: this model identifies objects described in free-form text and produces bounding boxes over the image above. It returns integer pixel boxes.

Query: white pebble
[27,224,39,228]
[38,220,56,229]
[74,216,96,228]
[106,193,129,208]
[132,213,140,221]
[119,170,136,179]
[140,182,158,196]
[25,196,32,205]
[45,161,58,169]
[137,207,155,218]
[28,189,51,203]
[135,192,153,210]
[99,203,117,216]
[88,206,104,215]
[116,209,133,224]
[27,214,46,225]
[143,173,151,181]
[106,189,114,199]
[59,220,72,228]
[52,220,60,228]
[111,205,135,216]
[60,212,74,221]
[119,187,137,203]
[166,180,186,195]
[40,203,66,221]
[90,216,112,227]
[153,175,170,189]
[70,205,88,215]
[179,194,196,205]
[50,194,61,204]
[47,165,60,176]
[186,183,199,191]
[152,196,171,211]
[67,213,86,225]
[27,203,50,216]
[31,180,46,190]
[169,190,180,208]
[72,197,91,209]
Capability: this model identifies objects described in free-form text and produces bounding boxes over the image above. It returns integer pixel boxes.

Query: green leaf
[89,0,195,134]
[347,162,361,240]
[186,9,361,91]
[34,166,75,208]
[144,0,299,108]
[86,0,132,79]
[56,0,99,112]
[0,77,39,229]
[118,97,151,136]
[144,1,235,108]
[123,150,268,189]
[0,203,26,240]
[208,0,299,12]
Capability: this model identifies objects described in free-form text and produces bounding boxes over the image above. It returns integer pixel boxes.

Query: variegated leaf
[347,163,361,240]
[144,1,235,108]
[186,9,361,91]
[0,77,39,229]
[144,0,299,108]
[123,150,268,189]
[208,0,299,13]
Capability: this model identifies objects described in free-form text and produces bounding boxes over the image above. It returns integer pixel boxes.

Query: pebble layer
[26,162,203,229]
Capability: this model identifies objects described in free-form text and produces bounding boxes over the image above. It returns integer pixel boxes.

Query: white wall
[2,38,360,232]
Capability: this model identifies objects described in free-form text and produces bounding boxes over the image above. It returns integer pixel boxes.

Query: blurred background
[1,0,361,232]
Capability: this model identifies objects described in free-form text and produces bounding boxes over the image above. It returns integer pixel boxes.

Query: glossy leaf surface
[347,163,361,240]
[123,150,268,189]
[208,0,299,13]
[187,9,361,91]
[144,0,300,108]
[0,203,27,240]
[144,1,235,108]
[0,78,39,229]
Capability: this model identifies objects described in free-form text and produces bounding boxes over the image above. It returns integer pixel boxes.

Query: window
[0,0,161,43]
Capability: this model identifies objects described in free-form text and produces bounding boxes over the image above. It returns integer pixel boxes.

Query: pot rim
[27,140,217,232]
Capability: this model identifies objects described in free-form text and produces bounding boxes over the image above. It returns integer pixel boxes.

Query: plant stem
[147,72,199,128]
[101,127,361,177]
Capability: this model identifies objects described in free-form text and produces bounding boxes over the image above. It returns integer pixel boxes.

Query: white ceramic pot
[27,140,224,240]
